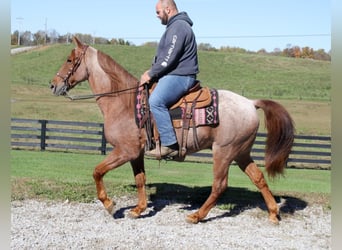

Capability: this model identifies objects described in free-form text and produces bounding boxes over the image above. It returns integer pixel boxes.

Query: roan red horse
[50,37,295,224]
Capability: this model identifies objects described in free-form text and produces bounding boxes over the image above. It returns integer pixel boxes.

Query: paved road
[11,46,38,55]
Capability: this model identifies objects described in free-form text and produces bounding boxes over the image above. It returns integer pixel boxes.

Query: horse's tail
[254,99,295,178]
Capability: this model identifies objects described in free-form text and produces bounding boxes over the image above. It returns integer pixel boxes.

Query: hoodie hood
[167,11,193,27]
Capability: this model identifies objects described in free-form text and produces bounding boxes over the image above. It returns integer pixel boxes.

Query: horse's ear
[73,36,83,48]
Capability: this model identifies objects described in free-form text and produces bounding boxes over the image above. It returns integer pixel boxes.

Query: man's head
[155,0,179,25]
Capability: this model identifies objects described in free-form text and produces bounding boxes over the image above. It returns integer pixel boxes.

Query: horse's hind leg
[128,154,147,218]
[236,155,280,224]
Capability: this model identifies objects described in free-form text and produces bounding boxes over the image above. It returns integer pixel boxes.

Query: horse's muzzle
[50,82,68,96]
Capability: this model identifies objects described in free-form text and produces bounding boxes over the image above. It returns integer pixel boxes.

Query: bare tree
[48,29,60,44]
[33,30,45,45]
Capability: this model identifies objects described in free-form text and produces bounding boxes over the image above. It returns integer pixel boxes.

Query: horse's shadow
[113,183,307,222]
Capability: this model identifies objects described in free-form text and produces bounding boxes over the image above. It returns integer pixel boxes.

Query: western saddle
[140,81,212,161]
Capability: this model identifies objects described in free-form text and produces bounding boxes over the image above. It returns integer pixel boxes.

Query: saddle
[136,81,218,161]
[170,82,212,109]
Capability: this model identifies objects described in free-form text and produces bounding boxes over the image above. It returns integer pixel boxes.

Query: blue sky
[11,0,331,52]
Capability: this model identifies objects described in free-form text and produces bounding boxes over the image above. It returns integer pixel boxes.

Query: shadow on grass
[113,183,307,222]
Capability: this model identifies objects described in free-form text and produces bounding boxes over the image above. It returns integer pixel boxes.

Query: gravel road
[11,197,331,250]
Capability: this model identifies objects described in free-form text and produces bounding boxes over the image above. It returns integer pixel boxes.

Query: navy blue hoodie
[148,12,199,80]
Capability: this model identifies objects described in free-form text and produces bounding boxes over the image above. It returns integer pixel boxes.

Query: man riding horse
[140,0,199,158]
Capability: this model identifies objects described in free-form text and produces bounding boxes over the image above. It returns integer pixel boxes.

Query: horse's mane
[97,50,137,90]
[96,49,138,108]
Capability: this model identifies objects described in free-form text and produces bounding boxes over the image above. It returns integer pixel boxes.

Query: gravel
[11,198,331,249]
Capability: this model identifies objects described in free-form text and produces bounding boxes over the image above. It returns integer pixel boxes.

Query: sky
[11,0,331,52]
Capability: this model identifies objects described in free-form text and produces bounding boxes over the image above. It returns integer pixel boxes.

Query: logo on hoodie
[161,35,177,67]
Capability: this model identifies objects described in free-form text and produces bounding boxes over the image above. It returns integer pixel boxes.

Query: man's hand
[140,70,151,86]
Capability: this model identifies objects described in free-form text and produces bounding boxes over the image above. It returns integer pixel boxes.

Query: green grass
[11,150,330,207]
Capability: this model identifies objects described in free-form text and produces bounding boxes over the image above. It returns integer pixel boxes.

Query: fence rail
[11,118,331,169]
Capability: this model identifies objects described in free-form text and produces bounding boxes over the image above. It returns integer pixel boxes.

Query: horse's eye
[67,59,72,63]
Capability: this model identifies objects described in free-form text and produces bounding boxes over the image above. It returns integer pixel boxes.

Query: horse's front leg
[128,153,147,218]
[93,149,130,214]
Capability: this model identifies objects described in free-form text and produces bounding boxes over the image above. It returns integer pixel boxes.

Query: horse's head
[50,37,89,96]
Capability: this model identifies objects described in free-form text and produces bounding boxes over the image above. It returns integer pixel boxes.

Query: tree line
[11,30,330,61]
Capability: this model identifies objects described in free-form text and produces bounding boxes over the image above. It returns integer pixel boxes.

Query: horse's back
[215,89,259,139]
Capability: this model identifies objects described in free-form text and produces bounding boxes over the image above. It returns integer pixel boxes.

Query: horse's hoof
[104,200,116,215]
[128,210,140,219]
[186,213,200,224]
[268,215,280,225]
[128,206,146,219]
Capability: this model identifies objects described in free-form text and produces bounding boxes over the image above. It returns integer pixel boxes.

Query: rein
[64,85,139,101]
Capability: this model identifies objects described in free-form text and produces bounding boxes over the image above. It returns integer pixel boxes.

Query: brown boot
[145,146,178,158]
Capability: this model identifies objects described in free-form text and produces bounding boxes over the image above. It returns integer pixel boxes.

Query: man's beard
[160,10,168,25]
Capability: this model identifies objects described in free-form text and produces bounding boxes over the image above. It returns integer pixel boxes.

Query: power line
[122,33,330,40]
[196,34,331,39]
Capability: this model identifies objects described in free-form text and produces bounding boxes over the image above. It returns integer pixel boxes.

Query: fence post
[100,124,107,155]
[39,120,47,151]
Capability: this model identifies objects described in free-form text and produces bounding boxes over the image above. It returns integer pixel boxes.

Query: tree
[198,43,216,51]
[11,30,19,45]
[142,41,158,47]
[293,46,301,58]
[313,49,331,61]
[94,37,110,44]
[20,31,33,46]
[33,30,46,45]
[74,33,93,44]
[257,48,267,54]
[301,46,314,59]
[48,29,59,44]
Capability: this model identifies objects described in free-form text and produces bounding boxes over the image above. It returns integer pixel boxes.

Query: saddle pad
[135,88,219,128]
[171,88,219,128]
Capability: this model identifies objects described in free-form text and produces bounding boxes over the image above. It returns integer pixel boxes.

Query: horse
[50,37,295,224]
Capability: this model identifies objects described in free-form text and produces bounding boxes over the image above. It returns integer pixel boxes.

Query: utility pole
[92,31,96,45]
[16,17,24,46]
[44,18,48,44]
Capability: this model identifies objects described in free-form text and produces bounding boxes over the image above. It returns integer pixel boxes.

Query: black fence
[11,118,331,169]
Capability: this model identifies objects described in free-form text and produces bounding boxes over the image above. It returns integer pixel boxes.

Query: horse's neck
[86,47,137,114]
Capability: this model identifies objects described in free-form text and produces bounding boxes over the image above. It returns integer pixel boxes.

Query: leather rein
[64,85,139,101]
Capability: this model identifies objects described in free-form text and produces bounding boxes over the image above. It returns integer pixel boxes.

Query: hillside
[11,44,331,135]
[12,44,330,100]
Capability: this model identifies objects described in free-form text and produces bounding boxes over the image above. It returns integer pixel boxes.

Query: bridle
[53,44,139,100]
[54,45,89,95]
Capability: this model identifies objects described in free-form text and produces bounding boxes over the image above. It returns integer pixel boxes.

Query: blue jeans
[149,75,197,146]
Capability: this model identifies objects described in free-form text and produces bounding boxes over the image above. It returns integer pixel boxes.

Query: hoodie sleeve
[148,24,186,79]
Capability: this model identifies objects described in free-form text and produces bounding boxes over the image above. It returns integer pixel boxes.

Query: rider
[140,0,199,157]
